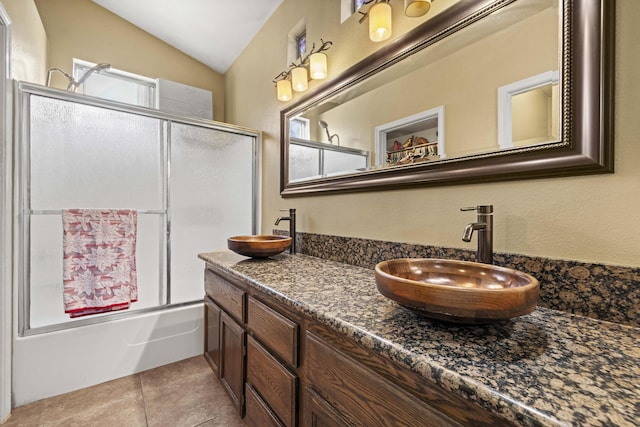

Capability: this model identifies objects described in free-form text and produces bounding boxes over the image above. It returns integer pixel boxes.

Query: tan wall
[316,6,558,162]
[2,0,47,83]
[226,0,640,268]
[32,0,225,122]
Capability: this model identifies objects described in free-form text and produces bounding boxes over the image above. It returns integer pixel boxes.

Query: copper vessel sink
[227,235,292,258]
[375,258,539,323]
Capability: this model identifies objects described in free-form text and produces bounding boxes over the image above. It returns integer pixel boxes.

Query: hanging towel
[62,209,138,318]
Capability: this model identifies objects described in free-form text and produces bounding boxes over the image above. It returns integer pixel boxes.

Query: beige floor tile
[143,369,238,427]
[140,356,211,394]
[1,400,44,427]
[41,394,146,427]
[40,374,142,423]
[2,356,246,427]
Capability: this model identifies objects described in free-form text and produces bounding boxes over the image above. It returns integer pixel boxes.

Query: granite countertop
[199,251,640,427]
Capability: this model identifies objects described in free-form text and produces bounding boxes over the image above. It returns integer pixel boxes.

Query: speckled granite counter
[199,251,640,427]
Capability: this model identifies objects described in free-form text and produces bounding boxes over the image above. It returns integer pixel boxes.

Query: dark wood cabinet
[305,332,461,427]
[205,268,247,416]
[246,383,284,427]
[204,267,299,425]
[219,310,246,416]
[301,387,351,427]
[203,264,513,427]
[247,296,298,367]
[246,335,297,427]
[205,268,245,323]
[204,296,221,376]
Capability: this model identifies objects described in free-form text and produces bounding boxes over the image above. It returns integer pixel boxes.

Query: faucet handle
[461,205,493,213]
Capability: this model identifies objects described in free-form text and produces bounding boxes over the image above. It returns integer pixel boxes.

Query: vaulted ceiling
[91,0,284,74]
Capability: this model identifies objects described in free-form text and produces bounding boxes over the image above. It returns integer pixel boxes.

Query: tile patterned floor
[1,356,245,427]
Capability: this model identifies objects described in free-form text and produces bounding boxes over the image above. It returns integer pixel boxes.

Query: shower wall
[12,82,260,404]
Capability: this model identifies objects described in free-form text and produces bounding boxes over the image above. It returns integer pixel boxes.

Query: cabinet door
[302,387,351,427]
[204,297,221,376]
[220,310,246,416]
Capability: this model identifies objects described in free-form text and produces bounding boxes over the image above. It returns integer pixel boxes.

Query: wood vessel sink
[228,235,292,258]
[375,258,539,323]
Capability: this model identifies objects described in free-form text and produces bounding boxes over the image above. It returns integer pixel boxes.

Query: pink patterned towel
[62,209,138,318]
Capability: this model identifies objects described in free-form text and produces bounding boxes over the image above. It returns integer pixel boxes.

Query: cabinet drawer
[302,386,351,427]
[247,296,298,367]
[205,268,245,322]
[246,383,284,427]
[247,335,297,427]
[305,332,460,427]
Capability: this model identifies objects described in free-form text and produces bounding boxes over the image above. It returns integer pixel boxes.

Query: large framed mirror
[280,0,614,196]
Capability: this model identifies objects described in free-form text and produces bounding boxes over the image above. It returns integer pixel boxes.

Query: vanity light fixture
[309,52,328,80]
[291,66,309,92]
[404,0,432,17]
[359,0,435,42]
[276,79,293,102]
[358,0,393,42]
[369,1,392,42]
[273,39,333,102]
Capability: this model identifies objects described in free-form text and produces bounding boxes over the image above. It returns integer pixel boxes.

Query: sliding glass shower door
[17,83,259,334]
[169,123,255,303]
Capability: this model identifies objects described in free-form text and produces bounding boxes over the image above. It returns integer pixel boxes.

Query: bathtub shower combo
[12,82,260,405]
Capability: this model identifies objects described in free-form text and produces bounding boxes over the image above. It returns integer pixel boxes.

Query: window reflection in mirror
[497,70,560,149]
[511,83,559,147]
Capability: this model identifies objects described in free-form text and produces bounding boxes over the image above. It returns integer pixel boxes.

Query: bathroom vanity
[200,251,639,427]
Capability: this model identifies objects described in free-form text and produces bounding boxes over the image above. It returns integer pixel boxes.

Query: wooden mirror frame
[280,0,614,197]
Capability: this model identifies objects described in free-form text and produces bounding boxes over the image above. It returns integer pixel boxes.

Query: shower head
[318,120,340,145]
[76,63,111,85]
[319,120,333,142]
[67,63,112,92]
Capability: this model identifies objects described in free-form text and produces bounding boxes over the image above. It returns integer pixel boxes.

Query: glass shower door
[169,123,256,303]
[26,95,166,330]
[13,82,260,405]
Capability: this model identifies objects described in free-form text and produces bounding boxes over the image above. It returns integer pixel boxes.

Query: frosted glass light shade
[291,67,309,92]
[309,53,328,80]
[369,2,392,42]
[276,79,292,101]
[404,0,431,17]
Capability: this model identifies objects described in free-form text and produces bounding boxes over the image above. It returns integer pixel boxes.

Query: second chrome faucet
[461,205,493,264]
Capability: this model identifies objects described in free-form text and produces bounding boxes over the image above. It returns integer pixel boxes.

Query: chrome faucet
[275,208,296,254]
[461,205,493,264]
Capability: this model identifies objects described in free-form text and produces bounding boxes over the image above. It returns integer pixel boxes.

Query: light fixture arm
[273,39,333,84]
